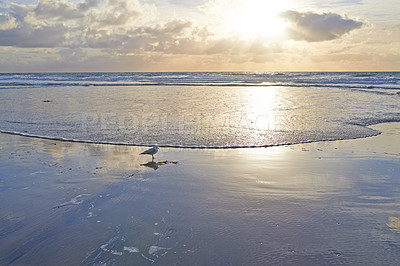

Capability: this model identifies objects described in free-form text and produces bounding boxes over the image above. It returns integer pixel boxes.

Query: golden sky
[0,0,399,72]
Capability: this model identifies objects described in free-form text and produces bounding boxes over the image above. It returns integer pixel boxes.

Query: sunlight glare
[245,86,281,131]
[222,0,292,39]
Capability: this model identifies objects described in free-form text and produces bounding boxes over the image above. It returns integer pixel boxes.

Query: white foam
[0,128,384,149]
[30,171,46,175]
[70,194,91,205]
[124,246,139,253]
[100,244,108,251]
[148,246,170,255]
[100,243,137,256]
[54,194,91,209]
[110,250,123,256]
[141,254,155,263]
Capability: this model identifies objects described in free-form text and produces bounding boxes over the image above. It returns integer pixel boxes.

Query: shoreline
[0,122,399,265]
[0,121,384,149]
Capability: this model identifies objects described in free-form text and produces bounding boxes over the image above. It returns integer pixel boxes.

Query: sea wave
[0,72,399,91]
[1,82,399,94]
[0,126,382,149]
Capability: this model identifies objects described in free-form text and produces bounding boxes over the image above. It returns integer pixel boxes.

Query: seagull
[140,145,158,161]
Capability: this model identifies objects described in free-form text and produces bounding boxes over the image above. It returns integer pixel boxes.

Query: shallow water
[0,123,399,265]
[1,78,399,147]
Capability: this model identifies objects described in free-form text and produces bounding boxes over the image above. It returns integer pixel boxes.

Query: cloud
[34,0,87,20]
[0,0,148,48]
[32,0,142,24]
[308,0,364,9]
[0,13,17,30]
[0,1,69,47]
[280,10,364,42]
[59,48,88,62]
[88,0,143,27]
[3,1,335,55]
[0,23,67,48]
[2,1,396,71]
[205,38,283,55]
[83,19,195,51]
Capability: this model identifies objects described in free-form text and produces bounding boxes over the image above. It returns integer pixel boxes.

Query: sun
[220,0,292,39]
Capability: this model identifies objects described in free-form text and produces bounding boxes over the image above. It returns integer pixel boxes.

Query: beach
[1,0,399,263]
[1,122,399,265]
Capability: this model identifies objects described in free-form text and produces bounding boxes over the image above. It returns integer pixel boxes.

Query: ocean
[1,72,400,265]
[0,72,399,148]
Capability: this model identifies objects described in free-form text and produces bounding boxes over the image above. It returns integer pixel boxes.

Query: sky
[0,0,399,72]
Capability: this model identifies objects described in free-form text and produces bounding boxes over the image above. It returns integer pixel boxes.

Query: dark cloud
[280,10,364,42]
[0,23,67,48]
[0,1,78,48]
[78,0,102,11]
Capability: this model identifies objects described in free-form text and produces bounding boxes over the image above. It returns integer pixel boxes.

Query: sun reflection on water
[244,86,282,131]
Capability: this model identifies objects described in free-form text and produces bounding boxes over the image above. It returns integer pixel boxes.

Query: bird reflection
[140,160,178,170]
[141,161,159,170]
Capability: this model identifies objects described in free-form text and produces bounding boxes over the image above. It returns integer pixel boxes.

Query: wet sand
[0,123,400,265]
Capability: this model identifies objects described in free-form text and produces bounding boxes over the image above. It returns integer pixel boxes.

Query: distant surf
[1,72,399,92]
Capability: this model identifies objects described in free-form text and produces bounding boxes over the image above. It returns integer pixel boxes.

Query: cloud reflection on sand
[388,217,400,233]
[37,139,144,175]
